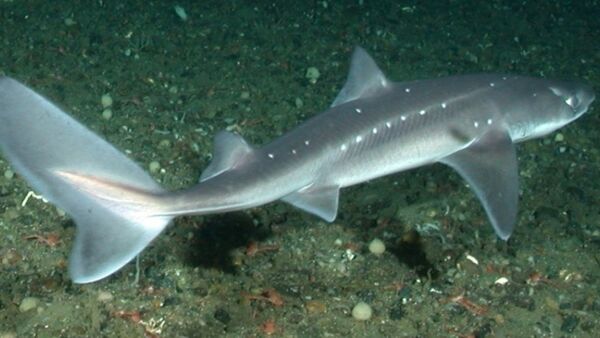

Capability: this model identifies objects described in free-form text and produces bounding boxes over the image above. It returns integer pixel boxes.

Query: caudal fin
[0,77,172,283]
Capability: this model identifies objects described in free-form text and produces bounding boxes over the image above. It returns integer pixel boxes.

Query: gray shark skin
[0,47,594,283]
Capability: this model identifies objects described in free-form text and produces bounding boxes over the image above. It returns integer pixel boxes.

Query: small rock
[3,169,14,179]
[1,249,22,266]
[174,5,188,21]
[554,133,564,142]
[97,291,113,302]
[305,300,326,314]
[101,94,113,108]
[305,67,320,84]
[368,238,386,255]
[352,302,372,321]
[64,18,76,27]
[0,332,17,338]
[101,108,112,120]
[19,297,39,312]
[149,161,161,173]
[158,139,172,150]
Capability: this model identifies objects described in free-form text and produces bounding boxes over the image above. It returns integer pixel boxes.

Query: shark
[0,47,594,283]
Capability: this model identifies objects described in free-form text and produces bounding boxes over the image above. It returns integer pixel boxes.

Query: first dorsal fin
[331,46,390,107]
[200,130,253,182]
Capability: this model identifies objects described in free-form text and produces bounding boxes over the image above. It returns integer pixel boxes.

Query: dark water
[0,1,599,337]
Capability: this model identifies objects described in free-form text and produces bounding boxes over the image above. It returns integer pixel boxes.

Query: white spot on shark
[419,109,426,115]
[355,135,363,143]
[372,128,378,134]
[340,144,347,151]
[400,115,406,121]
[304,140,310,146]
[405,88,411,93]
[385,122,392,128]
[355,108,362,114]
[441,103,447,109]
[474,121,479,128]
[268,153,274,159]
[487,119,493,125]
[292,149,297,154]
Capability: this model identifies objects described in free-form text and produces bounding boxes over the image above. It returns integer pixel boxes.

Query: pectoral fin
[440,127,518,240]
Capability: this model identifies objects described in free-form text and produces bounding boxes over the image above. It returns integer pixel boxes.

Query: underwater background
[0,0,599,337]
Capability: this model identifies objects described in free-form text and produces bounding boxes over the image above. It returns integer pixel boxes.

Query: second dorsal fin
[200,130,254,182]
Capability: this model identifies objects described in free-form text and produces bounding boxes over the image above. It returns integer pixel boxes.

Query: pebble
[1,249,22,266]
[352,302,372,320]
[64,18,76,26]
[97,290,113,302]
[19,297,39,312]
[158,139,171,149]
[545,296,560,311]
[305,67,320,84]
[174,5,188,21]
[101,108,112,120]
[0,332,17,338]
[368,238,386,255]
[149,161,161,173]
[3,169,14,179]
[305,300,326,314]
[554,133,564,142]
[101,94,113,108]
[56,208,66,217]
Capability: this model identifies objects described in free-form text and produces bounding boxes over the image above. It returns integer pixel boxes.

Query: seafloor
[0,1,599,337]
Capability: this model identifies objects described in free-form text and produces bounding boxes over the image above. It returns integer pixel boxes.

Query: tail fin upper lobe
[0,77,171,283]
